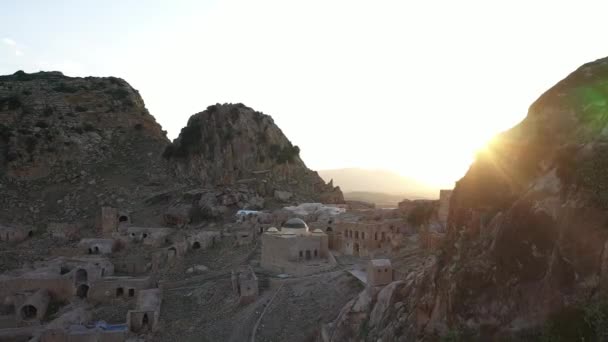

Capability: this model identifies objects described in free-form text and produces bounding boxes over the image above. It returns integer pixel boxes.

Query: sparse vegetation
[42,106,54,116]
[269,144,300,164]
[105,88,129,100]
[53,83,78,93]
[0,95,22,110]
[575,145,608,208]
[74,105,88,112]
[407,202,436,226]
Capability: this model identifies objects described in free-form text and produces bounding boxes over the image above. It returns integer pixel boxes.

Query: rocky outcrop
[0,71,342,230]
[329,57,608,341]
[163,103,343,204]
[0,71,173,226]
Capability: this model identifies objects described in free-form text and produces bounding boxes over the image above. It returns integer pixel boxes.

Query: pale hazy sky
[2,0,608,189]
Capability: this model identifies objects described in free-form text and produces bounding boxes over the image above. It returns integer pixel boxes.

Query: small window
[355,231,359,240]
[128,288,135,297]
[362,232,365,240]
[299,251,303,258]
[385,268,388,272]
[314,249,318,257]
[143,233,148,238]
[116,288,124,297]
[375,232,378,241]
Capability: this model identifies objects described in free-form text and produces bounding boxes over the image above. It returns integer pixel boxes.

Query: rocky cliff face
[328,57,608,341]
[0,71,173,227]
[163,103,343,204]
[0,71,342,230]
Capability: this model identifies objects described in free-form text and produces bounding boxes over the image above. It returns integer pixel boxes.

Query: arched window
[355,231,359,240]
[375,232,378,241]
[116,287,124,297]
[362,232,365,240]
[314,249,318,257]
[299,250,303,258]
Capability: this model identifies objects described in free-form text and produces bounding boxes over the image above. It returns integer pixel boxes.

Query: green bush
[268,144,301,164]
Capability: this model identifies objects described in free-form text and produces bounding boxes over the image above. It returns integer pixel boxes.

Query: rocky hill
[0,71,173,228]
[328,57,608,341]
[162,103,343,205]
[0,71,342,232]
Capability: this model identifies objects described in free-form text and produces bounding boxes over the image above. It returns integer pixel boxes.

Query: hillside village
[3,55,608,342]
[0,70,452,342]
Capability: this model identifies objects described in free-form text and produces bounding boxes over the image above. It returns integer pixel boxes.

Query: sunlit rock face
[328,57,608,341]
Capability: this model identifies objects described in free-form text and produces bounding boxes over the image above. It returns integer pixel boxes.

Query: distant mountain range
[318,168,439,205]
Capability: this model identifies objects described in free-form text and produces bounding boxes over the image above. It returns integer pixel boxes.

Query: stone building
[88,276,156,304]
[17,289,50,323]
[127,288,162,333]
[78,238,115,255]
[260,218,331,274]
[334,219,404,257]
[366,259,393,287]
[47,223,80,241]
[100,207,131,236]
[0,224,33,243]
[231,267,258,305]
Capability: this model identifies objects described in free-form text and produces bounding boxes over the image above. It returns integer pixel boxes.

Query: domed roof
[312,228,324,233]
[283,218,308,230]
[267,227,279,233]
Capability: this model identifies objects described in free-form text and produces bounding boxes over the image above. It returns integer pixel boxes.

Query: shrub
[25,136,37,153]
[53,83,78,93]
[35,121,49,129]
[43,106,54,117]
[0,95,22,110]
[105,88,129,100]
[207,104,218,113]
[407,203,436,226]
[0,124,12,141]
[74,105,88,112]
[269,144,300,164]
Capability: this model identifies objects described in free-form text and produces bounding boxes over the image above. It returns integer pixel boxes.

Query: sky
[2,0,608,189]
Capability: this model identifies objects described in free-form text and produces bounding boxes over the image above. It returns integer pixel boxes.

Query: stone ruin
[231,266,258,305]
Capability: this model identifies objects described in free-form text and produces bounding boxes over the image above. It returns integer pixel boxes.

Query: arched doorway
[354,243,360,256]
[75,269,87,283]
[119,215,129,223]
[20,305,37,320]
[76,284,89,299]
[142,313,150,331]
[192,241,201,250]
